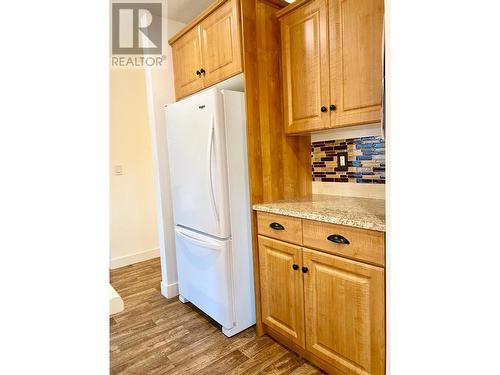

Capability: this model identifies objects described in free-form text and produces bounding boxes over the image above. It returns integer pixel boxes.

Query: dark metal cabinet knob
[327,234,350,245]
[269,222,284,231]
[302,266,308,273]
[200,68,206,75]
[330,104,336,111]
[292,264,299,270]
[321,106,327,112]
[196,70,201,76]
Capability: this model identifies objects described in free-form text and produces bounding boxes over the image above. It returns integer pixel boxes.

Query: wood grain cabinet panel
[199,0,242,87]
[331,0,384,127]
[278,0,384,133]
[258,236,306,347]
[171,26,204,99]
[303,248,385,375]
[169,0,243,100]
[256,213,386,375]
[279,0,330,133]
[257,211,303,245]
[302,219,385,266]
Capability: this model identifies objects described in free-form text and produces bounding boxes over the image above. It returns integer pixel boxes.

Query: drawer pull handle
[302,266,308,273]
[269,222,284,231]
[292,264,299,270]
[327,234,350,245]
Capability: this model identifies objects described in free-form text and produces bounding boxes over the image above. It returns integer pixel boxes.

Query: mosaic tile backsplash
[312,136,385,184]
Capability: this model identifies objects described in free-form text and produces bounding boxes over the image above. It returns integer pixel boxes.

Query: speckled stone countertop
[253,194,385,232]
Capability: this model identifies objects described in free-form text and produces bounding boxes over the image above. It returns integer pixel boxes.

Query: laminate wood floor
[110,258,324,375]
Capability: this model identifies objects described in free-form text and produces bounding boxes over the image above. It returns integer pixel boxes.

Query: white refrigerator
[165,87,255,337]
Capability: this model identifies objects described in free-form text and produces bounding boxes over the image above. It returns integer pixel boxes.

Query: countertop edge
[253,205,386,233]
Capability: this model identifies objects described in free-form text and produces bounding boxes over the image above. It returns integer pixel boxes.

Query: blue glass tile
[362,150,385,155]
[356,178,374,184]
[356,155,372,161]
[357,144,378,149]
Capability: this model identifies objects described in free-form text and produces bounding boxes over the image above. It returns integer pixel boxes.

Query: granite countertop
[253,194,385,232]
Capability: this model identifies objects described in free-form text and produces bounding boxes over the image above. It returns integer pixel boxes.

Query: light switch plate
[336,152,348,171]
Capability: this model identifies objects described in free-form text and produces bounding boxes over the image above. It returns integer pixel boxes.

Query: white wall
[144,16,186,298]
[110,69,160,269]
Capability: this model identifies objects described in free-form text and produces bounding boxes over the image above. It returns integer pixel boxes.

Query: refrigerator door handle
[174,227,222,251]
[207,114,219,224]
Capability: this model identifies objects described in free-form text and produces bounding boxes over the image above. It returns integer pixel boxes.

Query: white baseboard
[110,247,160,269]
[161,281,179,299]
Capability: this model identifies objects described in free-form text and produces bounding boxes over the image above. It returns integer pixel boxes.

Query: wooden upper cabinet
[331,0,384,127]
[169,0,243,100]
[278,0,384,133]
[171,26,204,100]
[303,248,385,375]
[258,236,305,347]
[279,0,330,134]
[199,0,242,87]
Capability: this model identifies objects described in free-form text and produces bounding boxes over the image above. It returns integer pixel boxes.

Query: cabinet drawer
[303,219,385,266]
[256,212,302,245]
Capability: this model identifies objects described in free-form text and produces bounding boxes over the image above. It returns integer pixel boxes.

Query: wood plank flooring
[110,258,324,374]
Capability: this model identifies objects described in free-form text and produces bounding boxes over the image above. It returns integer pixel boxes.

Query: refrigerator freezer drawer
[174,226,234,330]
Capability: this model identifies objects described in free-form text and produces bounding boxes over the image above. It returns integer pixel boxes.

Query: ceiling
[167,0,295,24]
[167,0,217,24]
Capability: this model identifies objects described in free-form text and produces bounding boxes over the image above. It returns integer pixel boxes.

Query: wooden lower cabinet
[303,248,385,375]
[257,231,385,375]
[258,235,305,347]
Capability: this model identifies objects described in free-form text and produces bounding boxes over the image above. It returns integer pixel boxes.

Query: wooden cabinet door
[279,0,330,134]
[171,26,204,99]
[199,0,242,88]
[330,0,384,127]
[303,248,385,375]
[258,235,305,347]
